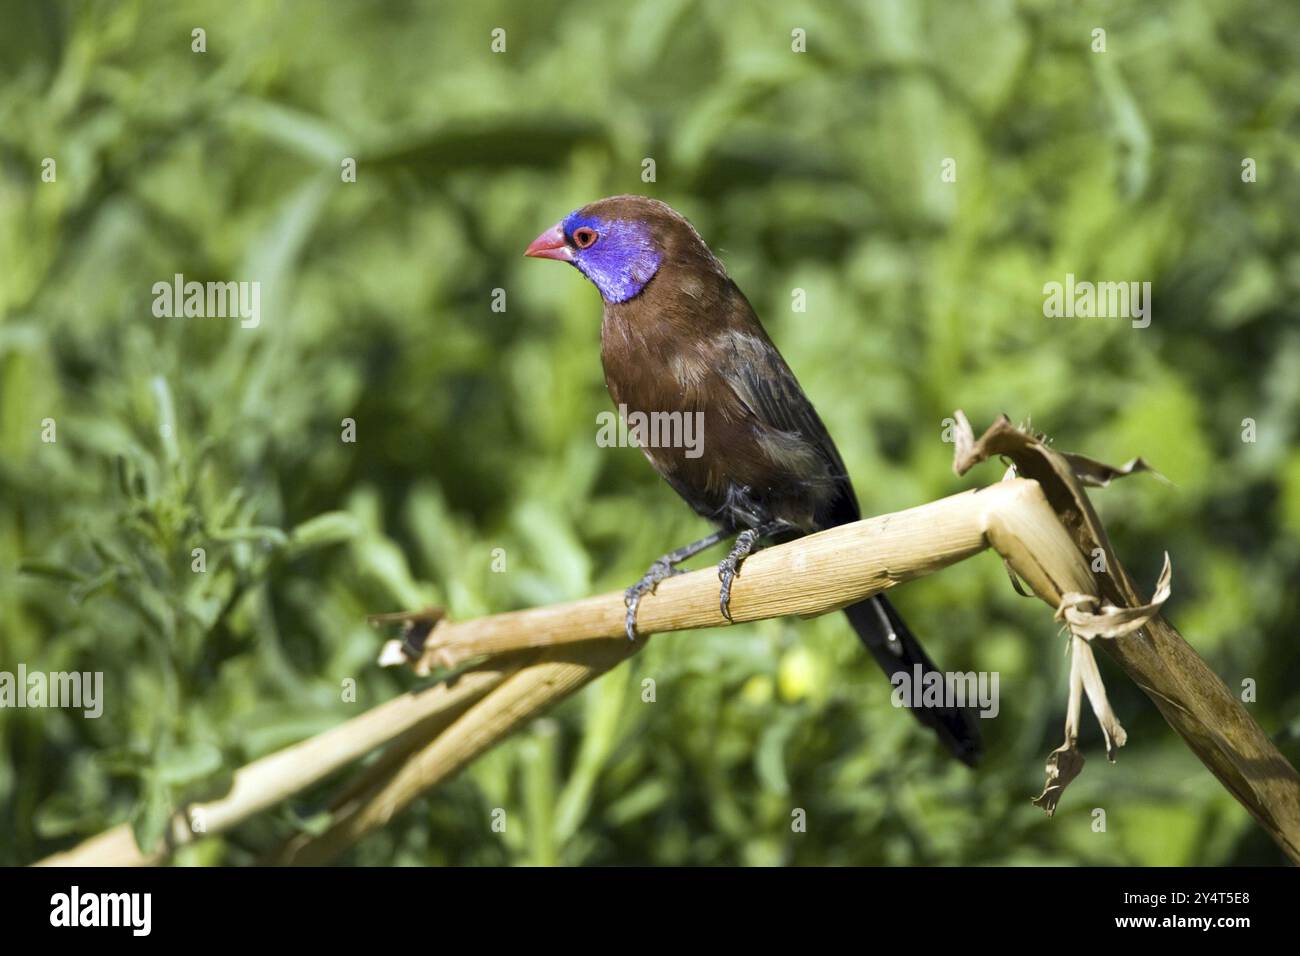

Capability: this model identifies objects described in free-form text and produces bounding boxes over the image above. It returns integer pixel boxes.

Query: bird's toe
[717,568,736,622]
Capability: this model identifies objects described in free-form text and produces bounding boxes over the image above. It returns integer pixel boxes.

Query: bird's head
[525,196,714,304]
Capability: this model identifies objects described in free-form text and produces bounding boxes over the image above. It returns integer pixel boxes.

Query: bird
[525,195,982,765]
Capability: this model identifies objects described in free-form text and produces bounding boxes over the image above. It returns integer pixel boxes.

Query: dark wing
[713,289,860,527]
[711,289,983,763]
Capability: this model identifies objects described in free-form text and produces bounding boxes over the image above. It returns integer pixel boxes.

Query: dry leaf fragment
[1073,636,1127,760]
[1061,452,1165,488]
[377,640,409,668]
[954,412,1175,812]
[368,607,448,675]
[1032,741,1086,816]
[1031,554,1173,811]
[1056,552,1173,640]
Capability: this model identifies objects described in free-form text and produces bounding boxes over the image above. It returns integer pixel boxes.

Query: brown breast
[598,300,821,529]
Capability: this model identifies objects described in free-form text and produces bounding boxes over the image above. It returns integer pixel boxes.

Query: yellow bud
[740,674,774,707]
[778,646,817,702]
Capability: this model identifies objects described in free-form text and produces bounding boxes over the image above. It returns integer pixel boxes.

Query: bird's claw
[716,528,763,624]
[717,555,740,623]
[623,559,682,641]
[623,596,643,642]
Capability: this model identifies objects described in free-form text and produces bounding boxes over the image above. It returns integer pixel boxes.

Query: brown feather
[594,197,842,530]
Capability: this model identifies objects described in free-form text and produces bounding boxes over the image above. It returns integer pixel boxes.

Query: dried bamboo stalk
[271,478,1111,864]
[35,655,524,866]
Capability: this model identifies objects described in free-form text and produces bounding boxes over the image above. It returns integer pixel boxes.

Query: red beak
[524,223,573,261]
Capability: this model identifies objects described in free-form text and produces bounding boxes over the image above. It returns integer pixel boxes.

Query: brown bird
[526,195,981,764]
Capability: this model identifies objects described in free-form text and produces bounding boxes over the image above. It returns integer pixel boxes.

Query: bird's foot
[716,529,761,623]
[623,559,684,641]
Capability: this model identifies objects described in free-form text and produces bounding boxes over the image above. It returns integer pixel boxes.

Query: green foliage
[1,0,1297,865]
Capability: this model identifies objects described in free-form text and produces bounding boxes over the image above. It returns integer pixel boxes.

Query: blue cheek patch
[563,212,662,303]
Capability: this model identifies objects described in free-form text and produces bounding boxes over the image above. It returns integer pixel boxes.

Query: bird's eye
[573,227,598,249]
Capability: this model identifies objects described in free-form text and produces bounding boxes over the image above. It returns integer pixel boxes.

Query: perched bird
[525,195,981,765]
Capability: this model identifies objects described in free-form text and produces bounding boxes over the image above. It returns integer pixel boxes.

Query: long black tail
[843,594,983,766]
